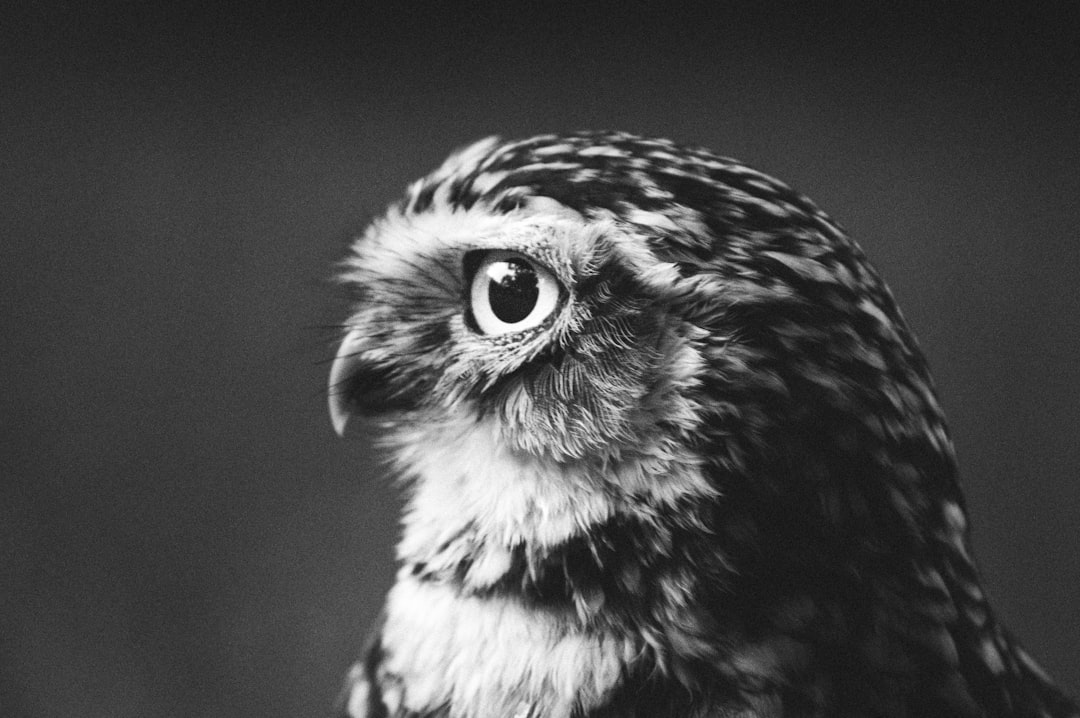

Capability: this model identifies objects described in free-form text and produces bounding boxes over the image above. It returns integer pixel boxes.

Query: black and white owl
[328,132,1077,718]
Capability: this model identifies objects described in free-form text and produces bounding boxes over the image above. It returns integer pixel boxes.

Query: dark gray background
[2,3,1078,716]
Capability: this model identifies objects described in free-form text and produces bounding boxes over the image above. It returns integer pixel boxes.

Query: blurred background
[2,2,1078,716]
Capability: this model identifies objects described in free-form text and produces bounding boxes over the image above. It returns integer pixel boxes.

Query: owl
[328,132,1077,718]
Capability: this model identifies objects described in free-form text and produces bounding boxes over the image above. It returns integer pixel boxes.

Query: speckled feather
[329,132,1077,718]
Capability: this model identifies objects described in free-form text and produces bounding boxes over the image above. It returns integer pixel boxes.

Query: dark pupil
[487,259,538,324]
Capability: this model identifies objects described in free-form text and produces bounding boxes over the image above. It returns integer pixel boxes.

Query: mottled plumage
[328,132,1077,718]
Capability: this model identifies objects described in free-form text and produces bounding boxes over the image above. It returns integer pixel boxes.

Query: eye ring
[467,250,561,336]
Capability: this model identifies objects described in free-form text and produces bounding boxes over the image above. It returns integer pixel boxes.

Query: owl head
[329,131,961,589]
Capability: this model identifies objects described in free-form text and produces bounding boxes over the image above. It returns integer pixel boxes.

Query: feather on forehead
[346,196,676,298]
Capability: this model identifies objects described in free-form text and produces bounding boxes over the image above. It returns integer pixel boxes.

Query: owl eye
[468,251,561,335]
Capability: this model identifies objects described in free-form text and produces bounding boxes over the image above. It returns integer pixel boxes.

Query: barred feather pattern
[330,132,1077,718]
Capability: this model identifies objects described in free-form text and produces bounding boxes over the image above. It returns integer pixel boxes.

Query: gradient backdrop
[2,4,1078,717]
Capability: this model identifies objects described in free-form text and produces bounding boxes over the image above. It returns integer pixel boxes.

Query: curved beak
[328,328,366,437]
